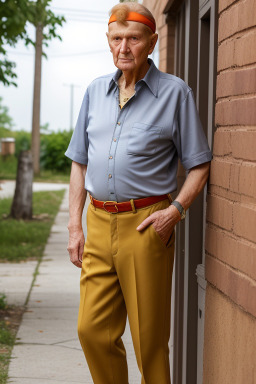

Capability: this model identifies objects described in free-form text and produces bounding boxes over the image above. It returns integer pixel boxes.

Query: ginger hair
[109,2,156,34]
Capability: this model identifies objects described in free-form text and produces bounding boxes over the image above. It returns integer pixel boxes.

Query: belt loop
[167,193,173,203]
[130,199,137,213]
[89,194,96,210]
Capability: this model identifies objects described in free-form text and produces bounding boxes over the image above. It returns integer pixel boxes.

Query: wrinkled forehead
[108,20,150,37]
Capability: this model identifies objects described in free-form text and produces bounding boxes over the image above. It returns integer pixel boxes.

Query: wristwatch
[171,200,186,220]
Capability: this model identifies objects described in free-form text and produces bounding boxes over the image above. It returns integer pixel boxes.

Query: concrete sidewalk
[0,180,68,199]
[7,190,141,384]
[0,181,68,307]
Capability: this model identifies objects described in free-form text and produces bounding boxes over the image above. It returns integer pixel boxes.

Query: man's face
[106,21,157,72]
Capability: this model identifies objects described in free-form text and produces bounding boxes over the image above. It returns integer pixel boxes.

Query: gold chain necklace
[118,76,135,107]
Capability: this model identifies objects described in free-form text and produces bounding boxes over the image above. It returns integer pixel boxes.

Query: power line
[6,49,109,58]
[50,49,109,58]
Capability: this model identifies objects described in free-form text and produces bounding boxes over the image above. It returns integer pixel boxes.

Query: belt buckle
[103,201,118,213]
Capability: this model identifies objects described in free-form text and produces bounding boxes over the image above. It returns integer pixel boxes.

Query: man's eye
[131,37,138,40]
[114,37,120,41]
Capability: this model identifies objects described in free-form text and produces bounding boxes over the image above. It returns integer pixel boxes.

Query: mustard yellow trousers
[77,198,175,384]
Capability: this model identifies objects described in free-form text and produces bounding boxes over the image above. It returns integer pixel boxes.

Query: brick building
[142,0,256,383]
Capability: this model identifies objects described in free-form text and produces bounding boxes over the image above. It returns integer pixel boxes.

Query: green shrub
[14,130,31,156]
[0,155,17,179]
[1,127,72,174]
[0,293,7,310]
[40,130,72,172]
[0,127,30,157]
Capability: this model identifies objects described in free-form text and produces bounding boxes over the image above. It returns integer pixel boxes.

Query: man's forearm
[170,161,210,214]
[68,161,87,230]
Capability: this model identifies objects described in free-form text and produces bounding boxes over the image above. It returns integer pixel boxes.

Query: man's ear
[106,32,111,46]
[149,33,158,55]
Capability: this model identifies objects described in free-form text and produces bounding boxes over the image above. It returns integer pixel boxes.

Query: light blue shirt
[65,58,212,202]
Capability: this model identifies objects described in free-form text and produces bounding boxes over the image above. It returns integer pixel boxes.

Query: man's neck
[119,60,150,89]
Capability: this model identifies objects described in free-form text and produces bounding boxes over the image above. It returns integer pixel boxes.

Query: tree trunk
[31,23,43,175]
[10,150,33,220]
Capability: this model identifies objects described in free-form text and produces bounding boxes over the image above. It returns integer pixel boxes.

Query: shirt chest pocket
[127,123,163,157]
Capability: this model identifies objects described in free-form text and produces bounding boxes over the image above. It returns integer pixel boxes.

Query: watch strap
[171,200,186,219]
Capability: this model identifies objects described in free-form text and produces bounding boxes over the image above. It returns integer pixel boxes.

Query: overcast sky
[0,0,159,133]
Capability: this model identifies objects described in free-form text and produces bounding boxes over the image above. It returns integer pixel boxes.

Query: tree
[10,150,33,219]
[29,0,65,174]
[0,0,33,86]
[0,97,13,129]
[0,1,65,173]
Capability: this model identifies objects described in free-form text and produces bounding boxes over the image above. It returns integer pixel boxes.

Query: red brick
[209,159,231,189]
[229,161,256,197]
[219,0,256,42]
[160,48,167,60]
[207,195,233,231]
[238,163,256,198]
[218,29,256,71]
[216,67,256,98]
[213,130,231,156]
[208,185,241,203]
[158,59,166,72]
[159,34,167,51]
[233,203,256,243]
[219,0,239,14]
[205,254,256,317]
[235,29,256,66]
[215,96,256,126]
[217,38,234,72]
[229,163,240,192]
[231,131,256,161]
[205,225,256,280]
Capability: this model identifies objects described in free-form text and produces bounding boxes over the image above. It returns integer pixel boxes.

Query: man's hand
[67,161,87,268]
[67,225,85,268]
[136,205,181,245]
[136,162,211,245]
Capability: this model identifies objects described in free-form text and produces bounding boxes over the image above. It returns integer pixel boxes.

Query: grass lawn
[0,294,24,384]
[0,189,65,382]
[0,156,17,180]
[33,170,70,183]
[0,189,65,262]
[0,156,70,183]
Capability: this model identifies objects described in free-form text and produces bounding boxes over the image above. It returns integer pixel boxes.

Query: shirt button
[109,156,113,159]
[108,174,112,179]
[113,138,117,142]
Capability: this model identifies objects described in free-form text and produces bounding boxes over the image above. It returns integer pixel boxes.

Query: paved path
[0,180,68,199]
[7,190,141,384]
[0,181,68,307]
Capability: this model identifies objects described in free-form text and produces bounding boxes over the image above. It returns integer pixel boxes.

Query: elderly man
[65,2,212,384]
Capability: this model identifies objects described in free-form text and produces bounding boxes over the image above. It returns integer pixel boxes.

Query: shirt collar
[106,58,160,97]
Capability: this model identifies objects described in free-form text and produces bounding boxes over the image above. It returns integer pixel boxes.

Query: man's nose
[120,38,130,53]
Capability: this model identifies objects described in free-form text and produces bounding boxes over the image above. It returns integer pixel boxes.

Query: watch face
[181,211,186,220]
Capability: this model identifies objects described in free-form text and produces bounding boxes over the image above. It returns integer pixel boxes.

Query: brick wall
[205,0,256,318]
[142,1,256,382]
[143,0,173,72]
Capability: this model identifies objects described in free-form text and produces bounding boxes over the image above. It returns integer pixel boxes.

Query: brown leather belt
[89,194,172,214]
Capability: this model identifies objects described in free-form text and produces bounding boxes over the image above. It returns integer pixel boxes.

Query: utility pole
[31,22,43,175]
[63,83,80,130]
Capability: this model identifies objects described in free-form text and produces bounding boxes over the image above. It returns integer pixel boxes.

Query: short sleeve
[172,89,212,170]
[64,88,89,165]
